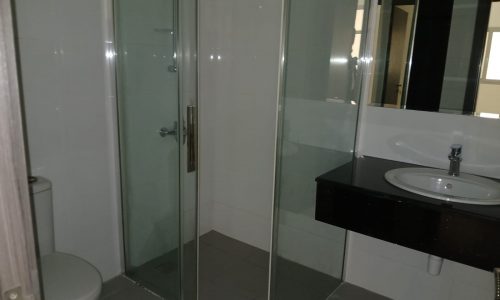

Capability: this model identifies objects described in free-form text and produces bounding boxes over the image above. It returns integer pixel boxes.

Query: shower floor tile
[100,275,161,300]
[326,282,392,300]
[199,231,342,300]
[127,251,179,298]
[199,231,270,300]
[272,255,342,300]
[107,230,343,300]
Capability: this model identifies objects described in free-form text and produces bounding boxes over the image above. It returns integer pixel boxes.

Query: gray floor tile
[209,259,268,298]
[109,231,347,300]
[100,275,160,300]
[327,283,392,300]
[130,251,179,299]
[273,257,342,300]
[103,286,161,300]
[199,231,269,300]
[199,242,239,279]
[272,278,313,300]
[200,281,254,300]
[100,276,132,298]
[200,231,257,259]
[245,248,270,268]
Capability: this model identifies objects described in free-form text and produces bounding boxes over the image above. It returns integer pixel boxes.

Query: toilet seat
[41,253,102,300]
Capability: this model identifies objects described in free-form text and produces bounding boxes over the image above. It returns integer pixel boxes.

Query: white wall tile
[14,0,58,40]
[198,0,282,250]
[277,209,346,276]
[212,202,272,251]
[357,107,500,179]
[271,0,362,279]
[346,233,494,300]
[15,0,122,280]
[349,105,500,298]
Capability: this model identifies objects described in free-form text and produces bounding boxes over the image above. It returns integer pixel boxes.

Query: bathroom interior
[6,0,500,299]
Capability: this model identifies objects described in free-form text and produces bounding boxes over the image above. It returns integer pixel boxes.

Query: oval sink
[385,168,500,205]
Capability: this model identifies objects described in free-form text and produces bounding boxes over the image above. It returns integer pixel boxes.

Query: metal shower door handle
[159,122,178,139]
[187,105,197,172]
[168,65,177,73]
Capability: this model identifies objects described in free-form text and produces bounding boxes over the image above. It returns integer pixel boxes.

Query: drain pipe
[427,255,444,276]
[494,268,500,300]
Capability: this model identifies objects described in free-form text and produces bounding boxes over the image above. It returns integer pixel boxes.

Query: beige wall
[476,83,500,114]
[490,2,500,27]
[475,2,500,115]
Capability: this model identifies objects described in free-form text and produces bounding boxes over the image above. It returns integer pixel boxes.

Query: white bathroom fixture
[427,255,444,276]
[385,168,500,205]
[30,177,102,300]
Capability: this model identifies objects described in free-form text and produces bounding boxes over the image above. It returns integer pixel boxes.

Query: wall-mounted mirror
[369,0,500,118]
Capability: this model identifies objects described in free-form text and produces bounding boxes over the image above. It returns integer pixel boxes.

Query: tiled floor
[101,231,389,300]
[199,231,270,300]
[272,256,342,300]
[127,249,180,298]
[326,283,391,300]
[100,275,160,299]
[199,231,363,300]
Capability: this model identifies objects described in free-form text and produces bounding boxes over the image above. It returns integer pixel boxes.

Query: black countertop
[317,156,500,220]
[315,156,500,271]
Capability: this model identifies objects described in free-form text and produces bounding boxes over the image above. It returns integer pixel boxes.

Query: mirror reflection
[369,0,500,118]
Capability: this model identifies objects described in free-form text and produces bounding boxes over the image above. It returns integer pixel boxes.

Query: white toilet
[30,177,102,300]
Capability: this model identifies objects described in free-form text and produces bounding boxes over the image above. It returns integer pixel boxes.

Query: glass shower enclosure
[113,0,368,298]
[114,0,198,299]
[271,0,368,299]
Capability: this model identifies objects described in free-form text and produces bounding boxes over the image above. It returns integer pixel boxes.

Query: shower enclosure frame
[268,0,290,297]
[112,0,199,298]
[0,0,378,298]
[269,0,373,298]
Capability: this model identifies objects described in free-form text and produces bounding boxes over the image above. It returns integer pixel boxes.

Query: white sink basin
[385,168,500,205]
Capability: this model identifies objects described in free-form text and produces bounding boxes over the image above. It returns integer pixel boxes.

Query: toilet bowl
[30,177,102,300]
[41,253,101,300]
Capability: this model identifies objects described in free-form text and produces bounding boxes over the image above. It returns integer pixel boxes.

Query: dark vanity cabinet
[315,157,500,272]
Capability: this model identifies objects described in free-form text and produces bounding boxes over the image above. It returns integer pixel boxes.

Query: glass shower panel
[271,0,367,299]
[178,0,199,298]
[114,0,193,298]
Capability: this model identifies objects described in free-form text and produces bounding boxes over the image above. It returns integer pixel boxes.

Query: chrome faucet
[448,144,462,176]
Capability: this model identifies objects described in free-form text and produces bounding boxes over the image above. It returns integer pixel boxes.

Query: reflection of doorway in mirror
[476,2,500,117]
[352,8,365,58]
[383,6,414,108]
[368,3,415,109]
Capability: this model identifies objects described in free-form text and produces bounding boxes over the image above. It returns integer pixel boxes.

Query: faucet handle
[450,144,462,157]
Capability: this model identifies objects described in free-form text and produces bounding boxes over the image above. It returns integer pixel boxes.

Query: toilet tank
[29,177,55,256]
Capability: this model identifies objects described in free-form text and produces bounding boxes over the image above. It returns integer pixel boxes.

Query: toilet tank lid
[29,177,51,194]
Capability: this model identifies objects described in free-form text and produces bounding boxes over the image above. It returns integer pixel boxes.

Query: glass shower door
[114,0,197,299]
[271,0,368,299]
